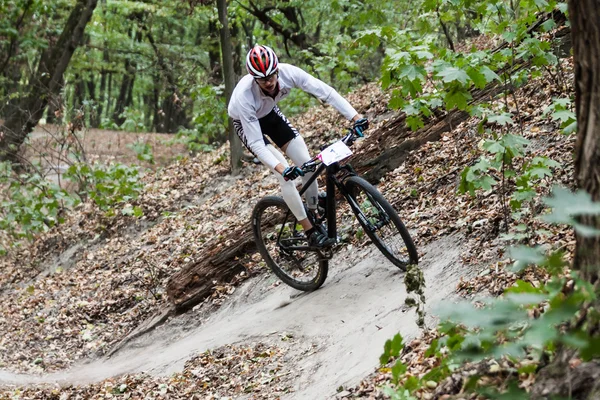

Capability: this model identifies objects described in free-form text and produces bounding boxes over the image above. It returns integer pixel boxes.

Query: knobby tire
[344,176,418,270]
[252,196,328,291]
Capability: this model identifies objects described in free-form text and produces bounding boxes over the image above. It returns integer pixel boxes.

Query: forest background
[1,0,600,399]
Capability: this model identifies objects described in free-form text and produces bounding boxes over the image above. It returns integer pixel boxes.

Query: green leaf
[541,19,557,32]
[399,65,426,81]
[483,139,505,154]
[556,2,568,13]
[480,66,501,83]
[391,360,408,384]
[445,88,472,110]
[543,187,600,225]
[437,67,470,84]
[509,246,545,272]
[476,175,497,191]
[406,115,424,131]
[505,280,543,295]
[502,31,517,43]
[488,113,514,126]
[380,333,404,364]
[513,188,536,203]
[562,120,577,135]
[552,109,576,123]
[528,166,552,179]
[467,67,487,89]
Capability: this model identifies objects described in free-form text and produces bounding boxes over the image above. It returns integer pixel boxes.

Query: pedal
[316,244,335,260]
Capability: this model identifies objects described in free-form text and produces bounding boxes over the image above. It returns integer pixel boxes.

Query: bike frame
[276,132,382,255]
[296,161,356,242]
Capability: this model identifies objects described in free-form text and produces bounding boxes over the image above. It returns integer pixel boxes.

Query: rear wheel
[344,176,418,270]
[252,196,328,291]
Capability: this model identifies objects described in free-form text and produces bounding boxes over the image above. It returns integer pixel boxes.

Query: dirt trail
[0,234,469,398]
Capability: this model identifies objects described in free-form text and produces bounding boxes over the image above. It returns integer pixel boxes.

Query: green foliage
[0,162,79,240]
[64,162,144,212]
[179,85,228,152]
[128,140,155,164]
[119,107,146,133]
[277,89,318,117]
[542,186,600,236]
[459,128,560,228]
[382,185,600,398]
[366,0,562,133]
[543,97,577,134]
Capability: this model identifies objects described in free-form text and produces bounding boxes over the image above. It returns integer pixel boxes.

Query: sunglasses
[255,72,278,83]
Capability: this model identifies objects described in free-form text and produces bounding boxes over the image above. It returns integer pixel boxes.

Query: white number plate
[318,141,353,166]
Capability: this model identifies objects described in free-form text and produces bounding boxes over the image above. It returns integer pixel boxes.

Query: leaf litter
[0,49,577,399]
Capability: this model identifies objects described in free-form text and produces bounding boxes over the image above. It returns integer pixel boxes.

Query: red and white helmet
[246,45,279,78]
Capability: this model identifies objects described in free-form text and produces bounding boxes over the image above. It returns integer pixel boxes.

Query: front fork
[325,163,359,240]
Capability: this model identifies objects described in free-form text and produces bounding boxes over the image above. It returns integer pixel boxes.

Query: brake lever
[301,159,319,173]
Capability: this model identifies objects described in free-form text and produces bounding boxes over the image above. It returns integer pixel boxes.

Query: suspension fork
[324,163,357,240]
[326,166,337,240]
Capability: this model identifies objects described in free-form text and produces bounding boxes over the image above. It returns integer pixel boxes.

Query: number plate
[318,141,353,165]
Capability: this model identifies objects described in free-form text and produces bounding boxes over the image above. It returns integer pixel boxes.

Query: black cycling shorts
[233,106,299,152]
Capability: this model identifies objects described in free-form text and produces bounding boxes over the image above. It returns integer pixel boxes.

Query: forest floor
[0,56,576,399]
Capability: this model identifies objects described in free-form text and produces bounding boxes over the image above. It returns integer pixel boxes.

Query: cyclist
[228,44,368,247]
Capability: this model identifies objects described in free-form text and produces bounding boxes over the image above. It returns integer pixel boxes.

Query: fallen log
[166,227,255,310]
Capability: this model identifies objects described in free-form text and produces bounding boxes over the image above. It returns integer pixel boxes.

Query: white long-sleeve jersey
[228,63,358,169]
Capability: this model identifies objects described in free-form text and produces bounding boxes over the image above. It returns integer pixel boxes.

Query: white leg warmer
[257,144,307,220]
[285,136,318,210]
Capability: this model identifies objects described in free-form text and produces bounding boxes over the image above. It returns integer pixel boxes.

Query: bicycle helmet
[246,45,279,78]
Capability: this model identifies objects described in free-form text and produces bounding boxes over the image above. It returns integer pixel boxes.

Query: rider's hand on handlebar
[282,166,305,181]
[353,117,369,137]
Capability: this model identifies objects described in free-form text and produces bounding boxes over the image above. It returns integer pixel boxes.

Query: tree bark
[218,0,242,174]
[532,2,600,399]
[570,0,600,283]
[208,19,223,84]
[166,228,255,309]
[144,25,190,133]
[0,0,98,164]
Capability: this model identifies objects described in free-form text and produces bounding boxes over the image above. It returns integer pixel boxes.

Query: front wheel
[252,196,328,291]
[344,176,418,270]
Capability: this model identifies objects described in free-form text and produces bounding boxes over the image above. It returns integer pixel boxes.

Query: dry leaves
[0,50,577,400]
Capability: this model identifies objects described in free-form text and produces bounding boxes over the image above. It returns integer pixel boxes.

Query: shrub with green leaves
[0,162,79,240]
[180,85,228,152]
[64,162,145,212]
[0,159,145,246]
[381,187,600,398]
[543,96,577,135]
[128,139,155,164]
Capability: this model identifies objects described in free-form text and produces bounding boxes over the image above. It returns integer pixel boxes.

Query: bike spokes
[345,177,418,269]
[253,197,328,290]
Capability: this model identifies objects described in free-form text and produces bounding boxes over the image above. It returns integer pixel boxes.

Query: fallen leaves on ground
[0,45,578,400]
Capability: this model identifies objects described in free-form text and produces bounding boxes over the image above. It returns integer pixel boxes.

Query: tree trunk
[532,2,600,399]
[0,0,98,164]
[94,50,109,128]
[231,20,243,78]
[144,25,190,134]
[112,58,134,126]
[218,0,242,174]
[570,0,600,283]
[208,19,222,84]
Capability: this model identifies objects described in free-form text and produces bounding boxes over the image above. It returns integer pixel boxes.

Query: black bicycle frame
[297,160,359,242]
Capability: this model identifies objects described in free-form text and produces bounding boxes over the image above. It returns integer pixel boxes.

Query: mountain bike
[251,128,418,291]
